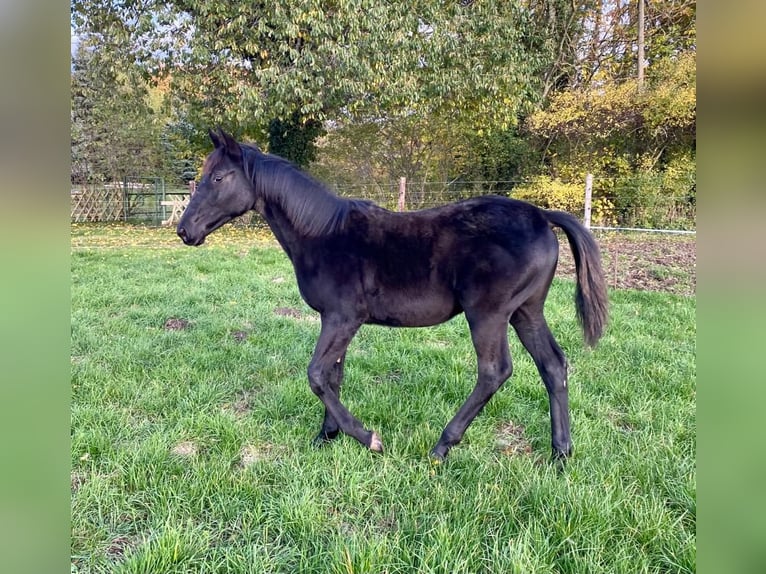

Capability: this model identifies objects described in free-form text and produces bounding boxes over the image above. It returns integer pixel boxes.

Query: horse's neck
[250,155,345,257]
[258,195,303,262]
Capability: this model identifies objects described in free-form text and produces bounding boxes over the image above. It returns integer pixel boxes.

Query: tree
[267,113,324,167]
[575,0,696,87]
[70,36,162,183]
[523,0,600,98]
[525,50,696,227]
[309,112,534,213]
[72,1,551,144]
[515,0,696,227]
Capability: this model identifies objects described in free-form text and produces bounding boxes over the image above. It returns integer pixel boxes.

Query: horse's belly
[366,290,460,327]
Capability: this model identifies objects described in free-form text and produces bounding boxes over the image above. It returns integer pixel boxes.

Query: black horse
[177,129,608,461]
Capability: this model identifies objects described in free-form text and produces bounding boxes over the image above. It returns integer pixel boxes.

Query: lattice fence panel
[71,187,123,222]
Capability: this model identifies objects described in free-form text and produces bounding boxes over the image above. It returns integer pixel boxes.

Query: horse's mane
[239,144,365,237]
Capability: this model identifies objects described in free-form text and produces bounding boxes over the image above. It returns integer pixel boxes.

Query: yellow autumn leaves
[71,223,275,250]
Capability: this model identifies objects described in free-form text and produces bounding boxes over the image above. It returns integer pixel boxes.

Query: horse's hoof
[312,435,329,448]
[429,450,446,464]
[311,431,339,448]
[369,431,384,453]
[551,447,572,471]
[429,443,450,462]
[427,450,447,476]
[552,445,572,460]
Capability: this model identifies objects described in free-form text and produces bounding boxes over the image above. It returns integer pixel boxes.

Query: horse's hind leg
[511,304,572,461]
[431,313,513,461]
[312,353,345,446]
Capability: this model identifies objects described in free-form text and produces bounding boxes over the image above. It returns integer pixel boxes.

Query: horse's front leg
[307,316,383,452]
[312,352,345,446]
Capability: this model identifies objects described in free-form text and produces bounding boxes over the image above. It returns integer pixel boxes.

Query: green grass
[71,224,696,573]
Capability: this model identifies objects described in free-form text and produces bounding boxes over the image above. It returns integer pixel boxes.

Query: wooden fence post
[584,173,593,229]
[397,177,406,211]
[122,176,128,222]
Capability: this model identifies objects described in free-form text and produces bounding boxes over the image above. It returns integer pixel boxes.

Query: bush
[513,176,584,213]
[608,155,696,230]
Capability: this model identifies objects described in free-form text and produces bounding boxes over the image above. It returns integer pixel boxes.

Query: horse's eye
[213,174,223,183]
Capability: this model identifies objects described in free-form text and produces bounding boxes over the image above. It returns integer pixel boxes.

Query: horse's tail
[544,210,609,347]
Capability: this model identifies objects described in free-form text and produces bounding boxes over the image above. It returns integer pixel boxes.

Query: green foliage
[525,50,696,228]
[72,1,548,132]
[608,154,696,230]
[70,1,696,229]
[642,0,696,64]
[311,115,474,189]
[509,175,615,226]
[158,121,205,183]
[310,117,534,199]
[641,52,697,139]
[555,0,696,86]
[267,112,325,168]
[462,128,535,184]
[71,38,207,185]
[70,38,162,183]
[526,49,697,161]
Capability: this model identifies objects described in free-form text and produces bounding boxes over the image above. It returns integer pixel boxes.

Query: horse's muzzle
[177,226,205,246]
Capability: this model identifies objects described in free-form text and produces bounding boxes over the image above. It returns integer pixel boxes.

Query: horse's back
[348,195,557,272]
[340,196,559,323]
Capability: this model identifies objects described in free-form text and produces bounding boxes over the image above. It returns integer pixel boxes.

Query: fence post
[584,173,593,229]
[158,178,165,226]
[123,175,128,222]
[397,177,406,211]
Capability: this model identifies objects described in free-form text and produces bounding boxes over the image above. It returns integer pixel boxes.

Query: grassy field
[71,224,696,573]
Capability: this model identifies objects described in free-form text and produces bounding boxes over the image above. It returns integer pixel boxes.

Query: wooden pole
[397,177,406,211]
[584,173,593,229]
[123,176,128,222]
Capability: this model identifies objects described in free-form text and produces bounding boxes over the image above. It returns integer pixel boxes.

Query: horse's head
[177,129,256,246]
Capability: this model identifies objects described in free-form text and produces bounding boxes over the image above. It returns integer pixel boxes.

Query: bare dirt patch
[273,306,319,323]
[556,232,696,296]
[106,535,133,559]
[231,330,249,342]
[171,440,198,457]
[496,421,533,457]
[223,390,258,418]
[273,306,303,318]
[164,317,191,330]
[238,443,280,468]
[71,472,85,494]
[607,409,640,434]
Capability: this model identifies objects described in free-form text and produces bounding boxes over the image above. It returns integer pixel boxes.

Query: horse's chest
[293,261,365,315]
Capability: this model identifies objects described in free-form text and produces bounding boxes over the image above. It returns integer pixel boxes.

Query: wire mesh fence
[71,175,695,296]
[71,176,695,232]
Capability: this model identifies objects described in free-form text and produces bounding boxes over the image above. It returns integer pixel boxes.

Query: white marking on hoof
[369,432,384,453]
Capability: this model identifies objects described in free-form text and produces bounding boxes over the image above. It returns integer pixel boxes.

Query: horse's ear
[220,129,242,163]
[209,128,223,149]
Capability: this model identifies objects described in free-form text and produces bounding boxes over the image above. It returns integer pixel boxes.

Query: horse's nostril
[177,226,187,240]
